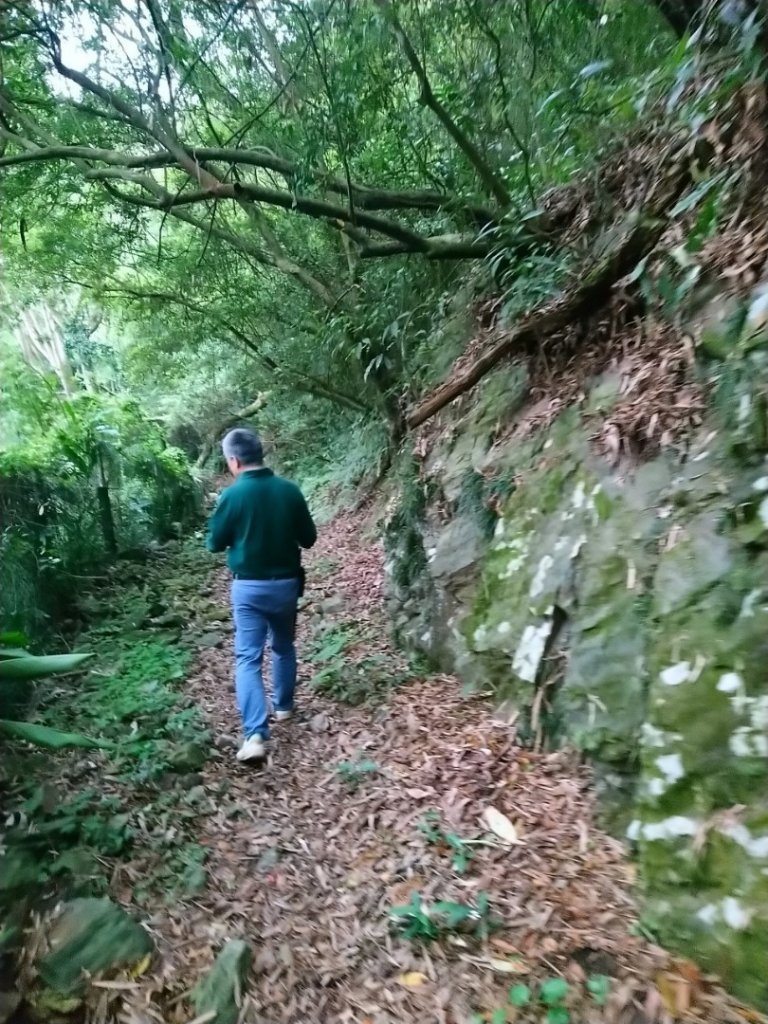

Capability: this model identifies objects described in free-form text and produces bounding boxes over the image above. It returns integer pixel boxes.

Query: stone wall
[384,293,768,1003]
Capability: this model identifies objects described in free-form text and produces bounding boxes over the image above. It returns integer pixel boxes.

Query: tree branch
[374,0,511,209]
[407,164,691,428]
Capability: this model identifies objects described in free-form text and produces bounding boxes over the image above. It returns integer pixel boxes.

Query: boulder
[384,345,768,1002]
[190,940,251,1024]
[37,898,153,994]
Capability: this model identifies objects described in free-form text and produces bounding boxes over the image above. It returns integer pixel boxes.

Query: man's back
[206,468,316,577]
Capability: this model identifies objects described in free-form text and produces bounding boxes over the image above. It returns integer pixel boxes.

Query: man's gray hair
[222,428,264,465]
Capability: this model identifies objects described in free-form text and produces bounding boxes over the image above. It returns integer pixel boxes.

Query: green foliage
[0,652,92,680]
[418,810,474,874]
[335,757,378,791]
[389,891,495,944]
[540,977,571,1024]
[586,974,611,1006]
[0,639,100,748]
[508,983,531,1007]
[482,973,610,1021]
[0,0,692,514]
[307,623,403,705]
[0,547,213,914]
[0,345,200,638]
[0,721,110,750]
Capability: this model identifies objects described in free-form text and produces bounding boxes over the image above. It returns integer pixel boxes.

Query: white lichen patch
[696,894,768,934]
[720,823,768,859]
[529,555,553,598]
[659,657,706,686]
[512,620,552,683]
[751,695,768,729]
[739,588,764,619]
[496,534,532,577]
[570,533,587,559]
[641,816,698,841]
[497,620,512,636]
[722,897,752,930]
[752,476,768,493]
[655,753,685,786]
[738,392,751,425]
[717,672,744,694]
[660,662,692,686]
[697,904,718,926]
[473,624,489,648]
[730,727,768,758]
[641,723,673,748]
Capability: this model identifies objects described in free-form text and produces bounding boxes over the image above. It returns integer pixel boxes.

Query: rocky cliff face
[384,287,768,1003]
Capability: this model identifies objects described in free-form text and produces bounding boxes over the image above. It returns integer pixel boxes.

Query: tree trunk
[653,0,706,36]
[96,485,118,555]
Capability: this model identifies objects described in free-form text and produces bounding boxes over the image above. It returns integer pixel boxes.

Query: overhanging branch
[407,164,691,428]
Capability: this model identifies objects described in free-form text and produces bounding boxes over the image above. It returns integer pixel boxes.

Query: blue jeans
[231,578,300,740]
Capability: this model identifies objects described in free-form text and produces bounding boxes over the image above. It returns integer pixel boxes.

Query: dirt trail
[143,509,732,1024]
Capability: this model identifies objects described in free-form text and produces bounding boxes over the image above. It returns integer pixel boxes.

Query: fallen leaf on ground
[482,806,524,846]
[398,972,428,988]
[486,957,530,975]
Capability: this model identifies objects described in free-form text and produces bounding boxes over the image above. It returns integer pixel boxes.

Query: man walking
[206,428,317,762]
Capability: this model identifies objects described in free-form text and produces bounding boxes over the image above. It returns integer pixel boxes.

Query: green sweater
[206,468,317,577]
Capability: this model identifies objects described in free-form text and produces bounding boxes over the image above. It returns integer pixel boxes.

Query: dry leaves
[36,504,763,1024]
[481,807,524,847]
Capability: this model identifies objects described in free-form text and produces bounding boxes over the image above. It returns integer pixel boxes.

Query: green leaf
[490,1009,507,1024]
[539,978,569,1006]
[669,174,724,218]
[586,975,610,1006]
[0,647,30,660]
[0,720,111,749]
[579,60,612,78]
[432,901,471,927]
[508,983,531,1007]
[546,1009,570,1024]
[0,653,93,681]
[0,630,29,647]
[626,254,649,284]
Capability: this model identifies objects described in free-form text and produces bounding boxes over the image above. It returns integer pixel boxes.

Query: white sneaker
[274,710,293,723]
[236,735,267,762]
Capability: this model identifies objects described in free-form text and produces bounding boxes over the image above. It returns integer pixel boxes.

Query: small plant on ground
[539,977,571,1024]
[311,556,339,579]
[587,975,610,1006]
[484,974,592,1024]
[335,756,378,791]
[419,809,474,874]
[308,623,404,705]
[389,891,496,943]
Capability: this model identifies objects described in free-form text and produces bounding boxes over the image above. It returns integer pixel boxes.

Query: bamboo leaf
[0,653,93,681]
[0,720,111,749]
[482,807,524,846]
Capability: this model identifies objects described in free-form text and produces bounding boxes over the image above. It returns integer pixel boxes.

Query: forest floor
[7,507,763,1024]
[133,506,755,1024]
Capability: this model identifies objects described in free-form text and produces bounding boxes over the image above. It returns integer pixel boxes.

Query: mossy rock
[37,898,153,994]
[190,940,251,1024]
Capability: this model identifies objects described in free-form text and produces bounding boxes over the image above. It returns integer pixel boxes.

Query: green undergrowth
[306,619,406,705]
[0,541,217,923]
